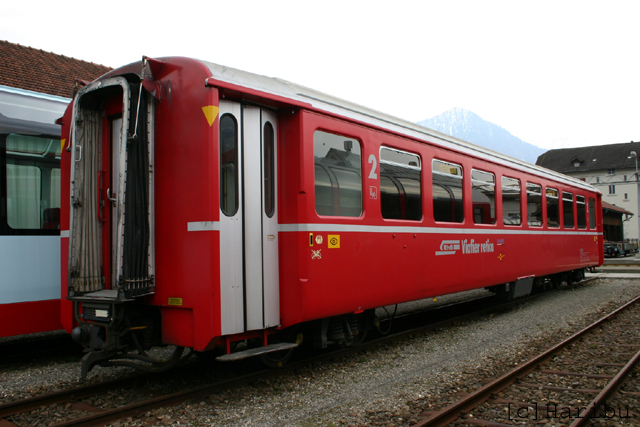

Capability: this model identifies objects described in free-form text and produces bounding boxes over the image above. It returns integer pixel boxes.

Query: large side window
[314,130,362,217]
[2,134,61,234]
[576,195,586,229]
[380,147,422,221]
[502,177,521,225]
[589,198,596,229]
[546,188,559,227]
[432,160,463,223]
[220,114,239,216]
[526,183,542,227]
[471,169,496,225]
[563,191,574,228]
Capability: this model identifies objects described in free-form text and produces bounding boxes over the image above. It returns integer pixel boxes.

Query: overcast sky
[3,1,639,149]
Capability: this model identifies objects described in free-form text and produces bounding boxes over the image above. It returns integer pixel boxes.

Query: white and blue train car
[0,85,68,337]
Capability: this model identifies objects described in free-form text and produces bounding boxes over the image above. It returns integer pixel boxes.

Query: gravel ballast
[1,277,639,426]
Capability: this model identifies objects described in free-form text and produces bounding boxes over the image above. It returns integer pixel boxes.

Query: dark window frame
[471,169,496,225]
[562,191,574,229]
[220,113,239,217]
[432,159,464,223]
[501,176,522,226]
[379,146,422,221]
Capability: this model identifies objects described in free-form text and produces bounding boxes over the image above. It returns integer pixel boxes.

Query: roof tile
[0,40,112,98]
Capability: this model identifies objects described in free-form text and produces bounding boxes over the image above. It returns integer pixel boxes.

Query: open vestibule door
[68,77,155,301]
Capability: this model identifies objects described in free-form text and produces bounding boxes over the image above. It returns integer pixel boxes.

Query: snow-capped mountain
[417,108,544,164]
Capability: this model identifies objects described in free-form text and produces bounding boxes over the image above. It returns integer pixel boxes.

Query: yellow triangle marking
[202,106,219,127]
[61,139,66,152]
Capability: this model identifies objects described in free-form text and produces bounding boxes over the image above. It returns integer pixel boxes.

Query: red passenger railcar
[59,57,603,376]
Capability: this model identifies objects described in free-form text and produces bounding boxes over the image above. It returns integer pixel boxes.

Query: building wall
[563,167,639,241]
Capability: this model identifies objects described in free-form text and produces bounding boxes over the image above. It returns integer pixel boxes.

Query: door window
[220,114,239,216]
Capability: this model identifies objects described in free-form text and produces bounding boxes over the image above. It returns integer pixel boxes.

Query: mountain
[417,108,545,164]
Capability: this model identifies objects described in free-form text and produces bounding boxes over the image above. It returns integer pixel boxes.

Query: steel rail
[568,347,640,426]
[414,293,640,426]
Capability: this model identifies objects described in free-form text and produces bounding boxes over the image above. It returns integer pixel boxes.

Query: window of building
[625,193,629,200]
[609,185,615,195]
[471,169,496,224]
[502,177,521,225]
[562,191,574,228]
[220,114,239,216]
[608,169,615,175]
[546,188,559,228]
[526,183,542,227]
[314,130,362,217]
[576,195,586,229]
[432,159,463,223]
[380,147,421,220]
[589,198,596,229]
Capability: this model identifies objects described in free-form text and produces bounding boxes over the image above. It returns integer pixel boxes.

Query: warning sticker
[168,297,183,306]
[328,235,340,248]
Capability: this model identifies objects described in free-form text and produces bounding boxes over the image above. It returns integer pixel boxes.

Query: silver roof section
[0,85,69,135]
[202,61,597,194]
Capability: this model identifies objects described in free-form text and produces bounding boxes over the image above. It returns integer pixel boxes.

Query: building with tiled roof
[0,40,111,98]
[537,141,640,242]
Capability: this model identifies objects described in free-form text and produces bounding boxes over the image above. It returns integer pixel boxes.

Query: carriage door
[219,101,280,335]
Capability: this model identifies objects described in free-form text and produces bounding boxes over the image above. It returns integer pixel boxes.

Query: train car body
[59,57,603,375]
[0,85,68,337]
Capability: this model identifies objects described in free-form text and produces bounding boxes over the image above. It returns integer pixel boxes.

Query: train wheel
[260,348,294,368]
[259,332,303,368]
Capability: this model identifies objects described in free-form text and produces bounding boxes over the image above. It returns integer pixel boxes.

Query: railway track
[415,292,640,426]
[0,282,594,426]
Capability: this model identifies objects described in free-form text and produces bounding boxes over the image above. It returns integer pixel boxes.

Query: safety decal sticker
[312,250,322,260]
[61,139,66,152]
[315,235,323,245]
[369,186,378,200]
[497,253,505,261]
[202,105,219,127]
[328,235,340,248]
[168,297,183,306]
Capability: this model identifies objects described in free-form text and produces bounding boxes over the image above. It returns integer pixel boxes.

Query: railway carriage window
[546,188,559,227]
[432,160,463,223]
[501,177,521,225]
[380,147,422,220]
[589,198,596,229]
[314,130,362,217]
[264,122,275,218]
[3,134,61,232]
[380,176,401,218]
[526,183,542,227]
[562,192,574,228]
[220,114,239,216]
[471,169,496,224]
[576,195,586,229]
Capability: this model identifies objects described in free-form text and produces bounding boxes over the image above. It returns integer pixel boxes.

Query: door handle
[106,188,117,206]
